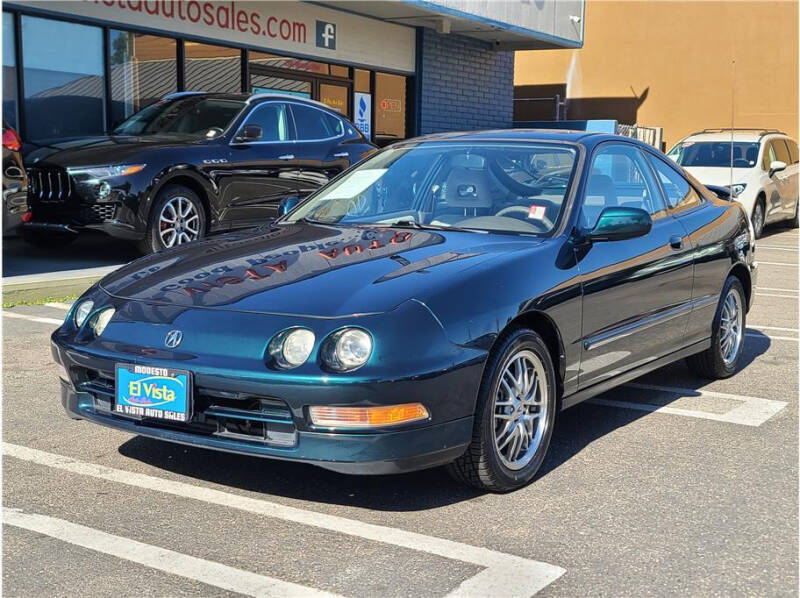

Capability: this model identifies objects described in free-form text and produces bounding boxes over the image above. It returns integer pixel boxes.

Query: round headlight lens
[271,328,315,368]
[331,328,372,371]
[90,307,115,336]
[73,300,94,328]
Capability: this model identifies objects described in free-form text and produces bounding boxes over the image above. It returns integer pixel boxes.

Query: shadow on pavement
[118,333,771,511]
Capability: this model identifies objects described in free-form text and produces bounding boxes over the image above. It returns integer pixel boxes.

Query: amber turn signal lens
[308,403,429,429]
[120,164,146,176]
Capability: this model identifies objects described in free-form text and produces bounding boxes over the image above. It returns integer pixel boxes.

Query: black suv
[23,92,376,253]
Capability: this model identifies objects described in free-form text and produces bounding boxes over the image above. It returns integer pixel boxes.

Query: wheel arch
[494,310,567,399]
[146,168,214,229]
[727,262,752,311]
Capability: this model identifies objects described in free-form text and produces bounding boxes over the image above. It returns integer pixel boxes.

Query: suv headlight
[67,164,146,180]
[728,183,747,197]
[322,328,373,371]
[73,300,94,328]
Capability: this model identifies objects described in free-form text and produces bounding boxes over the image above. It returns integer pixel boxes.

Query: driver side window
[583,144,665,229]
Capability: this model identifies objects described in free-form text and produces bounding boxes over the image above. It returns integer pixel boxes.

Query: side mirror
[769,160,787,176]
[277,195,300,217]
[587,206,652,242]
[705,184,732,201]
[234,124,262,143]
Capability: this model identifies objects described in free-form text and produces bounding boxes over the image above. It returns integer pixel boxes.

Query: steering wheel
[494,205,553,231]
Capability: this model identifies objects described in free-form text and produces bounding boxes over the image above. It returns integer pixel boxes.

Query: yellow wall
[515,0,799,148]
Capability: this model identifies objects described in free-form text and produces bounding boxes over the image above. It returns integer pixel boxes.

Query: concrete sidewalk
[2,232,137,304]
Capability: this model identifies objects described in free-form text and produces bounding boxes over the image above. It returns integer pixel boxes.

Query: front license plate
[115,364,192,422]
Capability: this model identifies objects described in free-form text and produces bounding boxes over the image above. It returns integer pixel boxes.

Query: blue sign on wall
[316,21,336,49]
[354,92,371,138]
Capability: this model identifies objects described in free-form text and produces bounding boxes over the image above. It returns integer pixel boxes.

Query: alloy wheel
[493,349,549,470]
[159,196,201,248]
[719,288,743,365]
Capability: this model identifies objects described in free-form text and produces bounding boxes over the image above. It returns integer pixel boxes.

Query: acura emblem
[164,330,183,348]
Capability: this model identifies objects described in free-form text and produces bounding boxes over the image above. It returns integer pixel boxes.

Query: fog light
[96,181,112,199]
[73,300,94,328]
[308,403,429,429]
[90,307,115,336]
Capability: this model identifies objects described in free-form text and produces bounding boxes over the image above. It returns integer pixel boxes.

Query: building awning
[322,0,584,50]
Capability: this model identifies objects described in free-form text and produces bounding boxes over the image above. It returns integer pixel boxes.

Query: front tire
[138,185,206,254]
[447,329,557,492]
[685,276,746,379]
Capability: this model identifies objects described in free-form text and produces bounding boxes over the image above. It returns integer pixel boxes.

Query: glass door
[250,69,312,99]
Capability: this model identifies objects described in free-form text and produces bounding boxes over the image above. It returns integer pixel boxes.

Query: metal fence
[616,124,663,150]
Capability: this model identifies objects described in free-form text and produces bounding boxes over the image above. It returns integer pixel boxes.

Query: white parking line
[44,302,73,311]
[746,332,798,342]
[756,292,799,299]
[749,324,799,332]
[758,245,799,251]
[3,507,339,598]
[758,261,798,267]
[756,286,799,292]
[2,311,62,326]
[591,383,788,426]
[3,443,565,598]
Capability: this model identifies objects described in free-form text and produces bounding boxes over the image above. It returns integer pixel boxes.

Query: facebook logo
[316,21,336,49]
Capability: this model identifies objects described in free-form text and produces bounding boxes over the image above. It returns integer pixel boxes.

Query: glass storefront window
[185,42,240,93]
[110,31,177,126]
[3,12,17,129]
[251,51,329,75]
[21,15,104,142]
[375,73,406,142]
[251,73,311,98]
[319,83,348,115]
[354,69,370,93]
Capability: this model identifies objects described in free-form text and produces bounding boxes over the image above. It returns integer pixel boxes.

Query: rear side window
[786,139,799,164]
[773,139,792,165]
[646,153,703,211]
[292,104,343,140]
[245,103,290,142]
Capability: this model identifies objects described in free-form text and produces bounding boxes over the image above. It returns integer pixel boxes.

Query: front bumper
[59,377,472,474]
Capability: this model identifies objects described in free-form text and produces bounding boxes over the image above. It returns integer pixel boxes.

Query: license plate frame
[114,363,193,423]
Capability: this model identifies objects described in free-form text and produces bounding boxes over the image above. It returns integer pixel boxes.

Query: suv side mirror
[277,195,300,216]
[234,125,262,143]
[769,160,787,176]
[587,206,652,242]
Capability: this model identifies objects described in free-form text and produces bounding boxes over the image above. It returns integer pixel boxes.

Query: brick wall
[417,28,515,135]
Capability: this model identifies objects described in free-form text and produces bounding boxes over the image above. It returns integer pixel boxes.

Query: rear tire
[447,329,557,493]
[138,185,206,255]
[685,276,746,379]
[789,200,799,229]
[20,228,77,249]
[751,198,765,239]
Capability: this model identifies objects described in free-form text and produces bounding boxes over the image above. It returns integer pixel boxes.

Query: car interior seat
[431,163,494,226]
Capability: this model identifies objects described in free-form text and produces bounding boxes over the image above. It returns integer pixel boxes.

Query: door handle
[333,152,349,158]
[669,235,683,250]
[278,154,295,160]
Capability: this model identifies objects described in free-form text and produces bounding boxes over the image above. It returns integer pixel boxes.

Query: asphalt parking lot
[3,225,798,597]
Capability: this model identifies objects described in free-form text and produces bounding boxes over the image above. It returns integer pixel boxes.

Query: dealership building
[2,0,584,148]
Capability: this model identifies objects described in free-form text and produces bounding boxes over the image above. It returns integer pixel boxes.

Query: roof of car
[681,129,788,143]
[395,129,655,150]
[162,91,334,110]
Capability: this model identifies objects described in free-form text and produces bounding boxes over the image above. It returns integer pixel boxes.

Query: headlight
[728,183,747,197]
[66,164,146,179]
[323,328,373,371]
[269,328,315,368]
[73,300,94,328]
[90,308,115,336]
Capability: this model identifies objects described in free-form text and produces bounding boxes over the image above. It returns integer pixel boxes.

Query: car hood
[99,224,539,317]
[682,166,753,186]
[26,134,201,167]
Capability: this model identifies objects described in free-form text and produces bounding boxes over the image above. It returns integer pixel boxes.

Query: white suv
[667,129,799,237]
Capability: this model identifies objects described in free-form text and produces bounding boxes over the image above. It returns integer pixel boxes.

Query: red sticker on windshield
[528,205,546,220]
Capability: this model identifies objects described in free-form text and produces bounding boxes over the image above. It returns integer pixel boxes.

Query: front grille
[73,367,297,447]
[28,167,74,203]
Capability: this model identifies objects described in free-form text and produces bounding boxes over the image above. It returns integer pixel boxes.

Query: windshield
[284,141,578,235]
[113,96,245,137]
[667,141,760,168]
